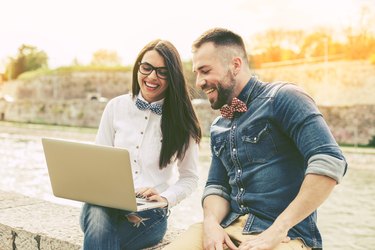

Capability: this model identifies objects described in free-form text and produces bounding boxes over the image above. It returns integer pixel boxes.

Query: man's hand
[203,216,238,250]
[238,224,290,250]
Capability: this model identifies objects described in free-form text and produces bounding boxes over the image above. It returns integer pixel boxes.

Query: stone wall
[319,105,375,145]
[253,60,375,106]
[0,60,374,144]
[0,190,181,250]
[0,99,374,145]
[1,71,132,101]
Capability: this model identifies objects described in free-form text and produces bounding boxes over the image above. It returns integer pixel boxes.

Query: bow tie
[220,97,247,119]
[135,98,163,115]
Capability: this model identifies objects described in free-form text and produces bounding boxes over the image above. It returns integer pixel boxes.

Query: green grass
[0,120,97,134]
[17,65,132,81]
[340,146,375,154]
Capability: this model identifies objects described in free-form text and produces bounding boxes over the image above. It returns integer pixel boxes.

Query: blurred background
[1,0,375,249]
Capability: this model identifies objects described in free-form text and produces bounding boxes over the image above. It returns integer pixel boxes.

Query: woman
[80,40,202,249]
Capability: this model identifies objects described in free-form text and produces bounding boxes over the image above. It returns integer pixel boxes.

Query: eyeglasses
[138,62,168,79]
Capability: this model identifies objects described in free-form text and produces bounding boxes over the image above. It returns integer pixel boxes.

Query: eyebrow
[141,61,167,69]
[193,65,208,73]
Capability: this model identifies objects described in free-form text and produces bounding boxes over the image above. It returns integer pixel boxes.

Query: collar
[137,92,165,106]
[236,75,258,105]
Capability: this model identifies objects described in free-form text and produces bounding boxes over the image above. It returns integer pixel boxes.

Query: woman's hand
[135,187,168,203]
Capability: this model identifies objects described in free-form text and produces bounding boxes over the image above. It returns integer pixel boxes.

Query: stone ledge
[0,190,182,250]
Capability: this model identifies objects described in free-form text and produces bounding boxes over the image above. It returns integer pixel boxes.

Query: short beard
[211,71,236,110]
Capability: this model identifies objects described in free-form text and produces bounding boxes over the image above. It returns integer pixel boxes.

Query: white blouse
[95,93,199,207]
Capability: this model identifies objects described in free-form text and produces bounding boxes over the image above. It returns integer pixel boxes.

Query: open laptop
[41,137,167,211]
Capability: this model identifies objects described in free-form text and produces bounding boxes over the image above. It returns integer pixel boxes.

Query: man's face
[192,42,236,110]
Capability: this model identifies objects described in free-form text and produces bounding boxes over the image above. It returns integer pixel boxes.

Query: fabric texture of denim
[202,76,347,249]
[80,203,168,250]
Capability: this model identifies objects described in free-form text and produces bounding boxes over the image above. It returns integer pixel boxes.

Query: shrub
[368,135,375,147]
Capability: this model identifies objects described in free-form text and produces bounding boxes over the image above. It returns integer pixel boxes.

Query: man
[165,28,347,250]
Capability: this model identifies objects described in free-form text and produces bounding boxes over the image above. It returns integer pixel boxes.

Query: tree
[90,49,122,67]
[4,44,48,80]
[344,5,375,60]
[248,29,305,65]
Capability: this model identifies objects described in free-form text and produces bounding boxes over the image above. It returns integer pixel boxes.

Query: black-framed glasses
[138,62,168,79]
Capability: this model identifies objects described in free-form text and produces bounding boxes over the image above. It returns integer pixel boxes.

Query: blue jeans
[80,203,168,250]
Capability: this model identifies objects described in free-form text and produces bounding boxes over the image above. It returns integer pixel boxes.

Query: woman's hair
[132,39,202,169]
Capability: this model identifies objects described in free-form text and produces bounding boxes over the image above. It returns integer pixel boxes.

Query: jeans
[80,203,168,250]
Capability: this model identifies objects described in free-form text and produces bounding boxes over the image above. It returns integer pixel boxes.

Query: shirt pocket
[212,137,227,158]
[212,137,234,172]
[241,122,277,163]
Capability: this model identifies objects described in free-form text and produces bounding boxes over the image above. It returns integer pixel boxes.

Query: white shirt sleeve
[95,99,115,146]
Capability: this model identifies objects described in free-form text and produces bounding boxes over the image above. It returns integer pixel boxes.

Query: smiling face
[137,50,168,103]
[193,42,237,110]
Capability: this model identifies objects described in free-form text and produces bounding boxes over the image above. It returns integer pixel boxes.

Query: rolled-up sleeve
[306,154,347,183]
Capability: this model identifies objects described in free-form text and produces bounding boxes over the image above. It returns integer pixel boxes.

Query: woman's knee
[80,203,115,233]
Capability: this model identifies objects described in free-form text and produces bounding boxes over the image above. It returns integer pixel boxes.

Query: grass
[17,65,132,81]
[340,146,375,155]
[0,121,97,134]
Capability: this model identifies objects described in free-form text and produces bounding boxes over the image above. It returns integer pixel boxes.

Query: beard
[210,71,236,110]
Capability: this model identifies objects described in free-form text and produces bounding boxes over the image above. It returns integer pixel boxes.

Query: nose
[196,77,206,89]
[148,69,158,80]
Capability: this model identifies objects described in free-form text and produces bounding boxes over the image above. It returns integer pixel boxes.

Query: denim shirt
[203,76,347,249]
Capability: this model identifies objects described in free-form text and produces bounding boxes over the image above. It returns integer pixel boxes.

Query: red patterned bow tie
[220,97,248,119]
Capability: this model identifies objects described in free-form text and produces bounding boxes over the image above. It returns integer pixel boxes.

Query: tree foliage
[90,49,122,67]
[247,5,375,68]
[4,44,48,80]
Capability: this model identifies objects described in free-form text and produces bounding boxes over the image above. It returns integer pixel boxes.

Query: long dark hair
[132,39,202,169]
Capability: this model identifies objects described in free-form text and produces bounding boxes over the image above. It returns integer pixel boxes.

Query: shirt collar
[137,92,165,106]
[236,75,257,105]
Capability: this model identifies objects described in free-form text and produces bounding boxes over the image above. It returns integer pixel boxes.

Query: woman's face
[137,50,169,103]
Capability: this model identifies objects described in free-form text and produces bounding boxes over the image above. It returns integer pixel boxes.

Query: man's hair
[192,28,248,63]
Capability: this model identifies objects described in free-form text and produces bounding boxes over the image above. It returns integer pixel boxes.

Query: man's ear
[232,57,242,76]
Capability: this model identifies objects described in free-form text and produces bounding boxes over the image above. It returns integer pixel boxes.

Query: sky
[0,0,373,71]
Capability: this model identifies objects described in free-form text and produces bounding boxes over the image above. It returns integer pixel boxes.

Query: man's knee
[163,222,204,250]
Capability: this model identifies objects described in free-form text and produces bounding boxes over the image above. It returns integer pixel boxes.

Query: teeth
[145,82,158,88]
[205,88,215,94]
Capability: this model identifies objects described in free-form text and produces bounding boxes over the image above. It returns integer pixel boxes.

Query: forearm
[202,195,238,250]
[273,174,336,234]
[203,195,230,224]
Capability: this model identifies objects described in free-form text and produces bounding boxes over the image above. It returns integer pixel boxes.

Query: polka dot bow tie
[220,97,248,119]
[135,98,163,115]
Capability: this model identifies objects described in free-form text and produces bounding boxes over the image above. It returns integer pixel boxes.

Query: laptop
[41,137,167,211]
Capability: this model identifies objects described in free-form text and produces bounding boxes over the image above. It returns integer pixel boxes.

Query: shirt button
[135,171,138,174]
[145,116,148,119]
[240,188,244,192]
[233,148,236,152]
[237,169,241,173]
[253,137,257,140]
[233,125,236,129]
[136,146,139,149]
[141,132,144,135]
[134,160,137,163]
[241,205,244,208]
